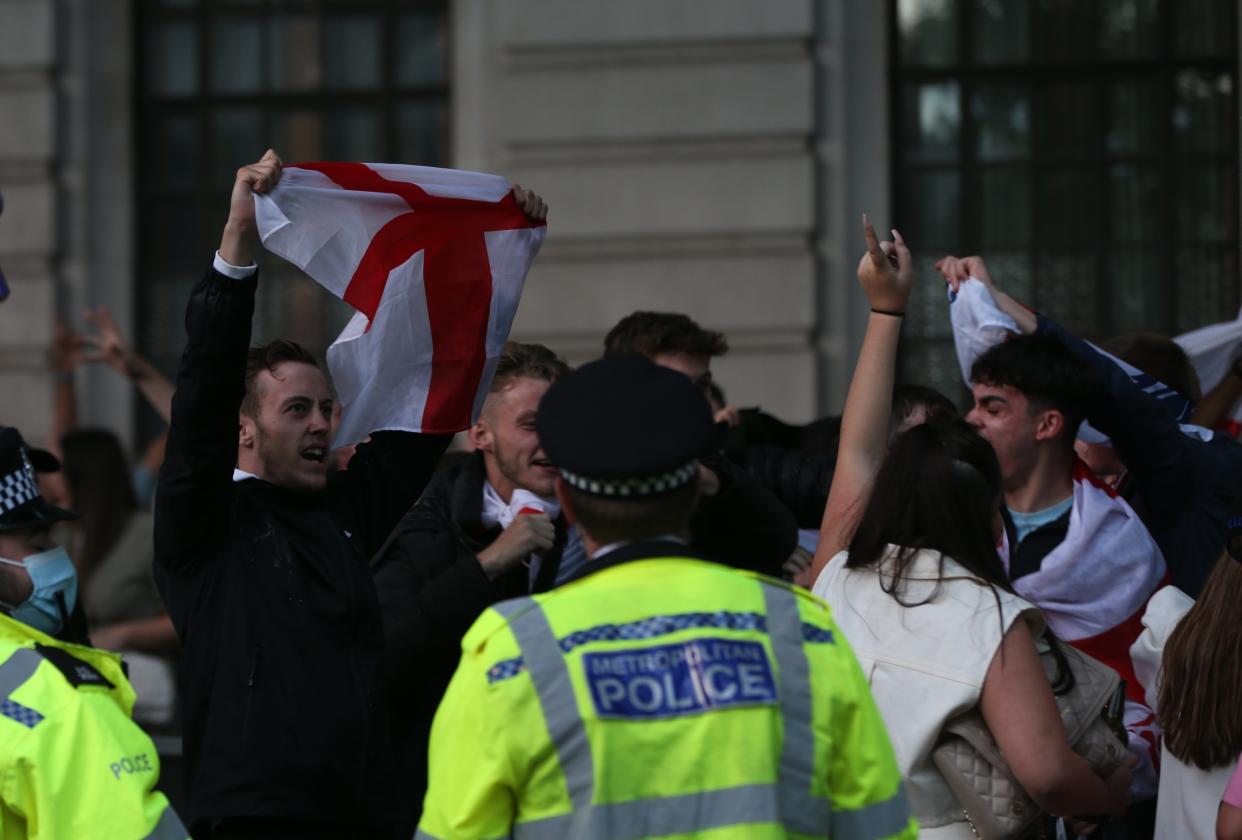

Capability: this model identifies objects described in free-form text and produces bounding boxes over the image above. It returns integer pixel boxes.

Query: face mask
[0,547,78,635]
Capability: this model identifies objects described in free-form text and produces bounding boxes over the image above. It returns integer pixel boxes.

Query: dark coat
[154,266,449,838]
[370,451,566,838]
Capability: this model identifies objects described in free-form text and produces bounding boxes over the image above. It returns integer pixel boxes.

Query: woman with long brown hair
[1140,534,1242,839]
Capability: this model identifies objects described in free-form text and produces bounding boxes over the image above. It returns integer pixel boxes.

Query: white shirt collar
[232,468,261,483]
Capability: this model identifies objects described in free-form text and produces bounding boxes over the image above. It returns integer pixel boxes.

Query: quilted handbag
[931,640,1129,839]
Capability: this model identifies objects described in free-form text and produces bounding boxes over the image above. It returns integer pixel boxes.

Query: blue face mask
[0,547,78,635]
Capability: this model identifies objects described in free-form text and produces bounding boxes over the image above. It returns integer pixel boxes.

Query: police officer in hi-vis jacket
[0,426,187,839]
[416,355,916,840]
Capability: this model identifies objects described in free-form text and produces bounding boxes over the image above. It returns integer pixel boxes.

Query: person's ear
[239,412,257,450]
[554,478,576,526]
[470,418,494,453]
[1033,409,1065,443]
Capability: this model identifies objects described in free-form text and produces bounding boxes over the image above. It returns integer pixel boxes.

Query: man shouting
[154,150,547,840]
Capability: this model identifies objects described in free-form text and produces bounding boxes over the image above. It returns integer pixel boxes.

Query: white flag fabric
[1175,309,1242,426]
[254,162,546,443]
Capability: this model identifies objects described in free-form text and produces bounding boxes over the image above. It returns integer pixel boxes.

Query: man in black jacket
[153,149,546,839]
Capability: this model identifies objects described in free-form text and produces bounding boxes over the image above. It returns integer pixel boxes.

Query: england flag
[254,162,546,443]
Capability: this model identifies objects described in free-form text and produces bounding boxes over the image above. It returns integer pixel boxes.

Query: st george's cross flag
[254,163,546,444]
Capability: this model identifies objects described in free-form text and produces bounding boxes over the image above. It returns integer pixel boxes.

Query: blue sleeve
[1035,313,1197,506]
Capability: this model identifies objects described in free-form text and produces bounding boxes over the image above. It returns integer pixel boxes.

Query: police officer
[416,356,916,840]
[0,426,187,839]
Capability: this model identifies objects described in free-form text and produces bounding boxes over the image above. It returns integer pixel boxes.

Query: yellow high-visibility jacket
[417,552,917,840]
[0,612,187,839]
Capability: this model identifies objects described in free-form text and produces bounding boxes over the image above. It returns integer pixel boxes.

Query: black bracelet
[870,307,905,317]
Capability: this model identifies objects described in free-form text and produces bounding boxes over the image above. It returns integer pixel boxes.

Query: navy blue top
[1038,314,1242,596]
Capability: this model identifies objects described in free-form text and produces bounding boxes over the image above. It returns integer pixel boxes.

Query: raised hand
[857,214,913,314]
[80,306,140,379]
[48,319,85,374]
[221,148,283,267]
[934,254,996,296]
[511,183,548,222]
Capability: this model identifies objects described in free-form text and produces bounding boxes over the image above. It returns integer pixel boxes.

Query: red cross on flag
[254,162,547,443]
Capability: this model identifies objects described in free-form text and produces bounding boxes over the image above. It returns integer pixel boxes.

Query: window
[893,0,1239,399]
[135,0,448,431]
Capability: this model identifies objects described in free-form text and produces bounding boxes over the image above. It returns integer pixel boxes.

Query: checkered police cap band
[0,451,38,515]
[559,460,699,498]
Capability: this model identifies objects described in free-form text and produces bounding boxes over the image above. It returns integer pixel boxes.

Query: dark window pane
[211,16,264,94]
[153,115,199,189]
[978,167,1031,248]
[1108,164,1162,243]
[1176,163,1237,243]
[900,82,961,163]
[899,168,961,246]
[1174,0,1237,59]
[211,107,265,183]
[972,0,1028,65]
[269,14,320,92]
[146,20,198,96]
[1037,254,1101,334]
[396,100,444,166]
[1039,83,1099,161]
[1173,71,1235,156]
[973,84,1030,160]
[897,0,957,67]
[272,109,322,161]
[396,11,445,87]
[325,106,381,161]
[1030,0,1095,63]
[149,199,201,273]
[1099,0,1159,59]
[900,339,969,405]
[1035,169,1101,249]
[1109,251,1168,334]
[1108,79,1162,156]
[1176,248,1232,330]
[324,15,381,90]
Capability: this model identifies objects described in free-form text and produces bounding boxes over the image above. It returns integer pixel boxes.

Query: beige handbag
[931,640,1129,839]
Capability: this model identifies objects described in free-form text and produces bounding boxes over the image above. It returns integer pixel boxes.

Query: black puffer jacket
[154,267,449,838]
[731,446,836,530]
[370,451,566,837]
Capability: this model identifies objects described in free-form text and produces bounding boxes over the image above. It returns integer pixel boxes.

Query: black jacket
[370,451,566,836]
[371,449,797,833]
[730,446,835,530]
[154,267,448,837]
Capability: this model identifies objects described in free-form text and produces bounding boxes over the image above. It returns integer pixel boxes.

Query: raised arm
[80,306,175,424]
[154,150,282,576]
[811,217,912,578]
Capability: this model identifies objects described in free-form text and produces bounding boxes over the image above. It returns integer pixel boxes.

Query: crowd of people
[1,147,1242,840]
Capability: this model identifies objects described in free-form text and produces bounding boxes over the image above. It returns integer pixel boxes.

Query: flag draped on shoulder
[254,162,547,443]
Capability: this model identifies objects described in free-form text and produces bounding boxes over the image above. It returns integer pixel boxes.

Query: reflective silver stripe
[512,782,782,840]
[413,827,509,840]
[830,783,912,840]
[142,805,189,840]
[762,583,832,835]
[494,598,595,813]
[0,647,42,698]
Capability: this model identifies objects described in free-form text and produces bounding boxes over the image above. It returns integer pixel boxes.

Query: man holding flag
[154,149,547,839]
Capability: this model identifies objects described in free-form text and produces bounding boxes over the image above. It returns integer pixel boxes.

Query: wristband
[870,307,905,317]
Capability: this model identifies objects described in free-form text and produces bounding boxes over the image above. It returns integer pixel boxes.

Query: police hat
[536,354,714,498]
[0,427,77,532]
